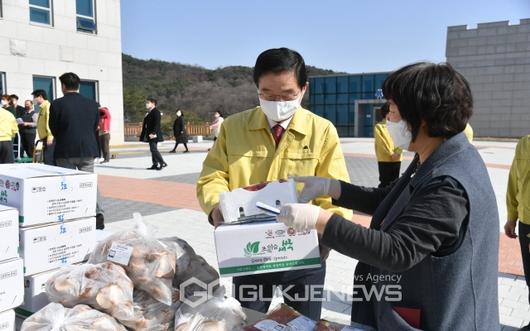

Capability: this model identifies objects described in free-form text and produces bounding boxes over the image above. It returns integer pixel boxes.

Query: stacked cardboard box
[0,163,98,319]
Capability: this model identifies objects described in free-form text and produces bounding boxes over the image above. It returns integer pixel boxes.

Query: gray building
[446,19,530,138]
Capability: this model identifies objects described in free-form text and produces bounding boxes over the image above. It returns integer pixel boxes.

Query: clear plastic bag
[120,289,181,331]
[21,303,126,331]
[46,262,135,322]
[174,314,226,331]
[89,213,177,305]
[175,288,246,331]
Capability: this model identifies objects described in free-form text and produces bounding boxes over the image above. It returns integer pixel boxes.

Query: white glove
[292,176,341,203]
[278,203,320,232]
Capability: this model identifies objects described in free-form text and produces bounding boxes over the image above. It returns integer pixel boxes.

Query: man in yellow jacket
[0,107,18,163]
[32,89,54,165]
[374,102,402,187]
[505,134,530,330]
[197,48,351,320]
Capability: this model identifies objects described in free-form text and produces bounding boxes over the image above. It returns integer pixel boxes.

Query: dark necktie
[271,124,285,147]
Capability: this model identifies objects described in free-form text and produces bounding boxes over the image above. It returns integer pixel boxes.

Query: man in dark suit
[49,72,105,229]
[139,97,166,170]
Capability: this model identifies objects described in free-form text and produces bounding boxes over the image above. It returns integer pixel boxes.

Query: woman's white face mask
[386,120,412,150]
[259,97,301,122]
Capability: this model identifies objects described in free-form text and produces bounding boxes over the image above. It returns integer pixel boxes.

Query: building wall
[0,0,124,144]
[446,19,530,138]
[309,73,388,137]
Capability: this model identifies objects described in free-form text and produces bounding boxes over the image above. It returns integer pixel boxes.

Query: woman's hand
[292,176,341,202]
[278,203,333,234]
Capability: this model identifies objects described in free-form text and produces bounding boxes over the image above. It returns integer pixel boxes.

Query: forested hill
[122,53,344,124]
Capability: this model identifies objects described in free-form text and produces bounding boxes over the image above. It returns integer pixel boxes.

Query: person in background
[139,97,167,169]
[209,110,224,142]
[374,102,402,187]
[98,107,111,163]
[505,134,530,331]
[32,89,55,165]
[1,95,9,109]
[18,100,38,158]
[197,48,351,320]
[49,72,105,230]
[169,109,189,153]
[0,106,18,163]
[277,62,499,330]
[8,94,25,118]
[463,123,474,142]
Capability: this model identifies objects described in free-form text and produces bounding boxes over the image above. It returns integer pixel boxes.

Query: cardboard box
[20,217,96,275]
[17,269,60,317]
[0,163,97,227]
[219,180,298,223]
[214,221,320,277]
[0,206,19,262]
[0,258,24,312]
[0,310,15,331]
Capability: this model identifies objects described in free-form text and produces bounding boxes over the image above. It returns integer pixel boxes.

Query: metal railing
[124,122,212,138]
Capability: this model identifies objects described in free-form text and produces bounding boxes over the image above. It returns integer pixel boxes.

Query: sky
[121,0,530,73]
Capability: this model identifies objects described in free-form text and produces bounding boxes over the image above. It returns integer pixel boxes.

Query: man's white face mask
[259,97,301,122]
[386,120,413,150]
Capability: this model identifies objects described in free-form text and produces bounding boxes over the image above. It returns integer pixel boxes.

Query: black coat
[140,108,164,142]
[49,92,99,159]
[173,116,187,143]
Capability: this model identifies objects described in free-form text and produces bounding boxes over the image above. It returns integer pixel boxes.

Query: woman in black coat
[139,98,167,170]
[169,109,189,153]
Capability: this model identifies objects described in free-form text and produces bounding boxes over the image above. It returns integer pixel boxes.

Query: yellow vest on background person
[507,134,530,225]
[0,108,18,141]
[464,123,473,142]
[374,119,402,162]
[197,106,352,220]
[37,100,53,140]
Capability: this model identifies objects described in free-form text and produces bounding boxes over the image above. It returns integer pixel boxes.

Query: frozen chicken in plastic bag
[174,314,226,331]
[89,213,177,305]
[121,289,181,331]
[21,302,126,331]
[175,288,246,331]
[46,262,135,322]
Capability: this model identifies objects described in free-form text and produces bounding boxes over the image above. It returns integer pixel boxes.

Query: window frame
[79,79,99,102]
[0,0,3,19]
[0,72,6,95]
[32,75,56,112]
[76,0,97,34]
[29,0,54,27]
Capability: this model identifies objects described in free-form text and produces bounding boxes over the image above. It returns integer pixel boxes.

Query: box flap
[0,163,91,179]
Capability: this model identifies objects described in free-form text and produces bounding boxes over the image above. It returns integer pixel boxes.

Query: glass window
[0,72,6,95]
[324,77,336,94]
[312,78,324,94]
[349,75,361,93]
[0,0,3,18]
[375,73,388,91]
[337,94,348,105]
[32,75,55,113]
[337,105,349,125]
[79,80,98,101]
[325,93,336,105]
[324,105,337,123]
[337,76,348,93]
[76,0,96,33]
[361,75,374,99]
[312,104,324,117]
[29,0,52,25]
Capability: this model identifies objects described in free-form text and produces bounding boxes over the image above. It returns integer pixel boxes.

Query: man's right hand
[210,206,225,228]
[46,136,54,145]
[504,220,517,239]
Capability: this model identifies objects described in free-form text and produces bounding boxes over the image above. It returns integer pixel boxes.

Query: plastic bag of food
[46,262,135,321]
[174,314,226,331]
[162,237,219,298]
[21,303,126,331]
[89,213,177,305]
[243,303,316,330]
[316,320,375,331]
[121,289,181,331]
[175,288,246,331]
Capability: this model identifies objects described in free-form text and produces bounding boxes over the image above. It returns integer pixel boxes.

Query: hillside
[122,54,344,129]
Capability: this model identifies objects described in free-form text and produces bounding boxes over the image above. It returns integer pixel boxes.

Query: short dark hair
[253,48,307,89]
[31,89,48,100]
[59,72,80,90]
[146,97,157,106]
[177,109,184,116]
[9,94,18,100]
[215,110,224,117]
[382,62,472,141]
[1,94,9,101]
[379,102,390,119]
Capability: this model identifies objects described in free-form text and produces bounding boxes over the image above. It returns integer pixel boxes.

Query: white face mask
[386,120,412,150]
[259,97,301,122]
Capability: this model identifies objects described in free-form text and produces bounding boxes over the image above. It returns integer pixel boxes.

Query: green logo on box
[244,241,260,256]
